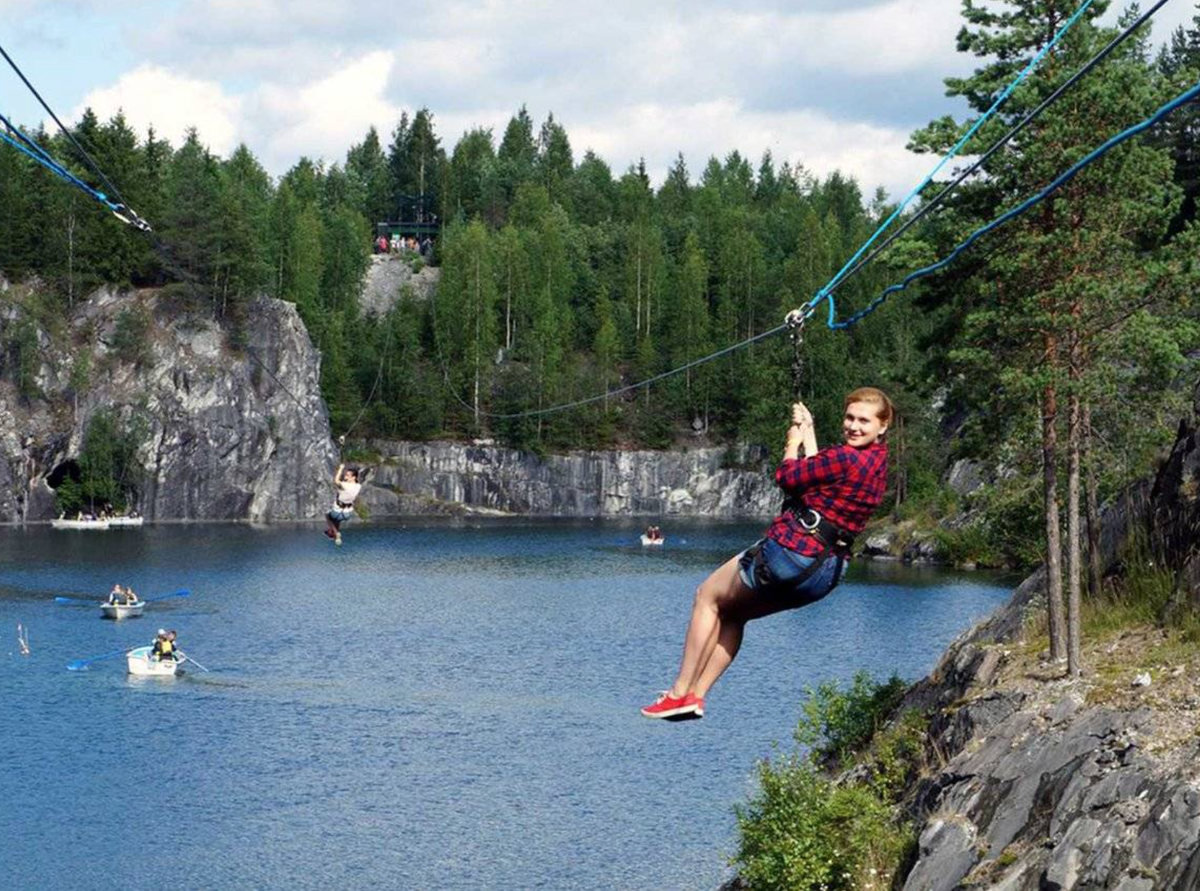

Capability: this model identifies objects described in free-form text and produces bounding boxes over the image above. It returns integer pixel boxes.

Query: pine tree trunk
[1042,377,1068,663]
[1066,382,1084,678]
[1083,406,1104,598]
[67,211,76,309]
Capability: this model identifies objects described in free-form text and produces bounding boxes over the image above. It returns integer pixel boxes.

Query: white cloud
[248,51,401,170]
[65,0,1194,201]
[74,64,242,155]
[571,100,933,197]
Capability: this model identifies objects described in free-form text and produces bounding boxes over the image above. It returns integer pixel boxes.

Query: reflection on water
[0,520,1014,890]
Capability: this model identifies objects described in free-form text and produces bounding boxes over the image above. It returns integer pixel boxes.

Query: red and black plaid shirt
[765,441,888,557]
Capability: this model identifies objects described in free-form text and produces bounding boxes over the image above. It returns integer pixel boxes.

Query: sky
[0,0,1196,199]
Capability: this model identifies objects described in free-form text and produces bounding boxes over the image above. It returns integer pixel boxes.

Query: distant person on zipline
[641,387,891,720]
[325,460,361,546]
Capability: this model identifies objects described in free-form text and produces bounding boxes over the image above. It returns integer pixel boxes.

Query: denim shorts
[327,508,354,523]
[737,537,844,606]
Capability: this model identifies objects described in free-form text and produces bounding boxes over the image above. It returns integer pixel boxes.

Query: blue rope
[813,0,1097,324]
[825,79,1200,330]
[0,113,139,224]
[0,121,121,212]
[0,129,103,201]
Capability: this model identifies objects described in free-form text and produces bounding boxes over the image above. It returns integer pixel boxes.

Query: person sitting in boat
[324,455,362,547]
[108,584,123,605]
[151,629,176,662]
[123,587,139,605]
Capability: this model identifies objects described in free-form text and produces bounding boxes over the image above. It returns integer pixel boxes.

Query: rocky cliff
[359,253,440,316]
[0,283,337,522]
[357,439,780,518]
[881,387,1200,890]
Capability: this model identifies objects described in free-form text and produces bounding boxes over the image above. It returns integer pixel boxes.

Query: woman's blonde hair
[845,387,894,426]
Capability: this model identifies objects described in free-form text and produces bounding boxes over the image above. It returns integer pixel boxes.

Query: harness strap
[786,503,856,556]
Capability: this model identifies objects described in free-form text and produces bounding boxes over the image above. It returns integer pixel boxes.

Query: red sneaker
[641,691,704,719]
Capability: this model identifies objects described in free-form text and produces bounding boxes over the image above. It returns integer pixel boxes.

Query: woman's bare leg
[668,556,755,697]
[692,621,745,700]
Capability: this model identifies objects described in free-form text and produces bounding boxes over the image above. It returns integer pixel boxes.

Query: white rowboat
[107,517,144,528]
[640,535,666,547]
[51,518,110,530]
[100,601,144,620]
[126,645,184,677]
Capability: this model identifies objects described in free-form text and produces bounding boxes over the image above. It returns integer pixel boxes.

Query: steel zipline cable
[442,0,1175,421]
[0,0,1177,427]
[0,40,151,229]
[815,0,1175,314]
[823,76,1200,330]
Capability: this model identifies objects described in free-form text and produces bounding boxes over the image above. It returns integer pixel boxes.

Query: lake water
[0,520,1013,890]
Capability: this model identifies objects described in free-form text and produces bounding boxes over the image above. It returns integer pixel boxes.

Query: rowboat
[126,646,184,677]
[640,535,666,547]
[107,516,144,528]
[100,600,144,620]
[51,518,110,530]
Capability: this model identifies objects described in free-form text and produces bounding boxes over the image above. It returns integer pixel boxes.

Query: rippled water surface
[0,520,1013,889]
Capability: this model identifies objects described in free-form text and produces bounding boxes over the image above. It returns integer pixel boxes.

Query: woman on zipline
[641,387,891,720]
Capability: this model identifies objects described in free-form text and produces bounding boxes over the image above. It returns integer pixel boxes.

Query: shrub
[110,304,153,367]
[733,673,924,890]
[795,671,908,767]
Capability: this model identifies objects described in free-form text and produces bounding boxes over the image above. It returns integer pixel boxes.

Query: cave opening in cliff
[46,460,81,490]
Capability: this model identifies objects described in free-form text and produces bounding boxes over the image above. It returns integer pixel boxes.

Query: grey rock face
[359,254,440,316]
[358,440,781,518]
[947,458,987,496]
[0,288,336,522]
[888,395,1200,891]
[863,530,897,557]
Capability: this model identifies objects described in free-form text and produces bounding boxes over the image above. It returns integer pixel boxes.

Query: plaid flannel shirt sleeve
[775,446,860,493]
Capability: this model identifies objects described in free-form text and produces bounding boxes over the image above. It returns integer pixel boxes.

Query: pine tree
[916,0,1182,672]
[346,126,394,225]
[446,127,497,223]
[537,113,574,213]
[497,105,537,211]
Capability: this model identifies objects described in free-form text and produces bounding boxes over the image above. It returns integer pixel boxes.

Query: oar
[140,589,190,604]
[67,648,129,671]
[177,650,209,672]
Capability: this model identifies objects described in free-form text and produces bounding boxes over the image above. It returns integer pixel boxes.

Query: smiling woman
[641,387,893,721]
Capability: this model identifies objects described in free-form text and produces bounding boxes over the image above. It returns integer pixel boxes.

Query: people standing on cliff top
[324,450,362,547]
[641,387,891,721]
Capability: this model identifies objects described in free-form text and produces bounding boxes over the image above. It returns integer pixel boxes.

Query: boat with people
[100,600,144,620]
[107,516,144,528]
[126,645,183,677]
[641,525,666,547]
[51,516,110,530]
